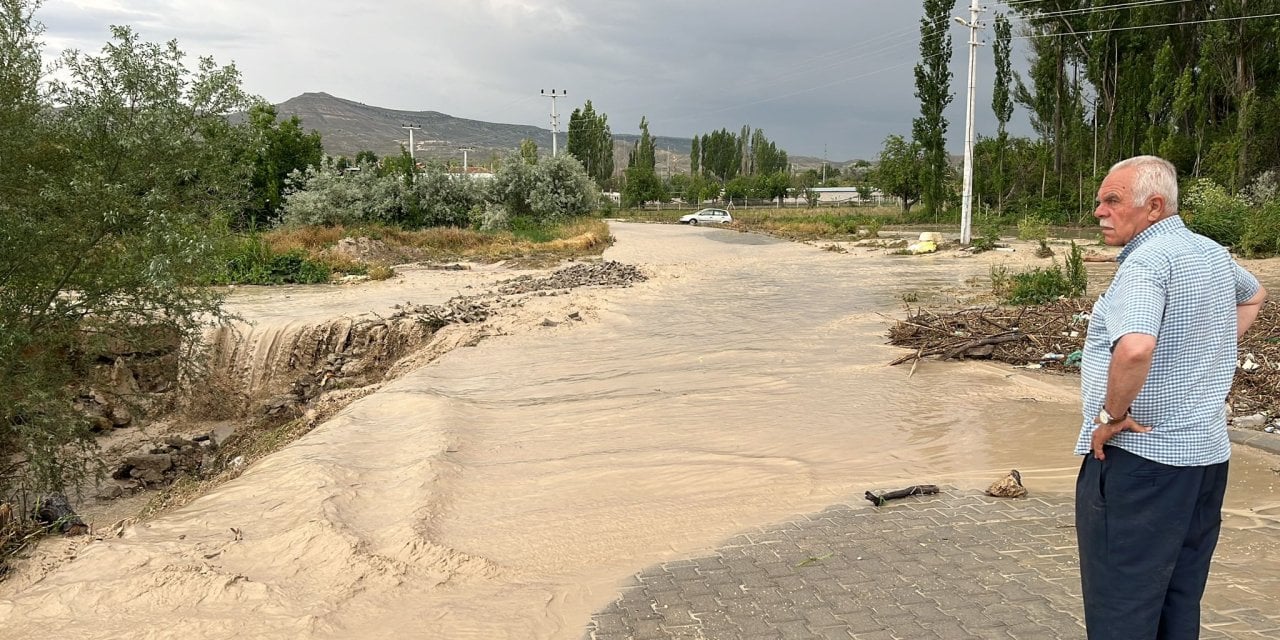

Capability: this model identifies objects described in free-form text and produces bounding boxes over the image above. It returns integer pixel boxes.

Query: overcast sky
[35,0,1037,161]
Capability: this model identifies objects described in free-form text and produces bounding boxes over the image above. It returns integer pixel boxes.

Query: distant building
[448,166,494,180]
[808,187,885,205]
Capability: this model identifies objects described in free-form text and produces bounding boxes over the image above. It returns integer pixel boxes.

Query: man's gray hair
[1110,155,1179,215]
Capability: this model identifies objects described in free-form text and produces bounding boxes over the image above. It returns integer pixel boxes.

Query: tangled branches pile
[888,300,1092,370]
[888,300,1280,421]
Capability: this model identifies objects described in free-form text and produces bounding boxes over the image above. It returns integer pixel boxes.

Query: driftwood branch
[36,494,88,536]
[864,485,940,506]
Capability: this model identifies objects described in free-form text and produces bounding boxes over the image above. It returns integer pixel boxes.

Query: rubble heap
[497,260,647,295]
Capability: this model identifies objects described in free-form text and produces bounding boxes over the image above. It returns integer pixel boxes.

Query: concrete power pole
[401,123,422,164]
[540,89,566,157]
[459,146,473,176]
[955,0,984,246]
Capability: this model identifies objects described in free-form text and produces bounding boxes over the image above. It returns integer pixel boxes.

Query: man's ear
[1147,194,1165,220]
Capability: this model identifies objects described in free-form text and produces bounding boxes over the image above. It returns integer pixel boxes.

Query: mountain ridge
[274,92,860,172]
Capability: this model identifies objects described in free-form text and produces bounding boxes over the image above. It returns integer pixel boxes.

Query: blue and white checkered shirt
[1076,216,1261,466]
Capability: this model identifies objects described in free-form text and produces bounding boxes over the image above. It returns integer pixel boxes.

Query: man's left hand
[1091,416,1152,460]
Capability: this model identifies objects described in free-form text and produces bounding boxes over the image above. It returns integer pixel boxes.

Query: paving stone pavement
[583,489,1279,640]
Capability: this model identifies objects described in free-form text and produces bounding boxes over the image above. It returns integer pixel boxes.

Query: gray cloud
[36,0,1035,161]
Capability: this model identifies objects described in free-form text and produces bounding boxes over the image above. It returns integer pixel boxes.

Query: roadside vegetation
[0,0,609,556]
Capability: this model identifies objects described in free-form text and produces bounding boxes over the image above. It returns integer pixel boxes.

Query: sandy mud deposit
[1,224,1276,639]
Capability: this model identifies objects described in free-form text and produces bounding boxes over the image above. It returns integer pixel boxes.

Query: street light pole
[956,0,984,246]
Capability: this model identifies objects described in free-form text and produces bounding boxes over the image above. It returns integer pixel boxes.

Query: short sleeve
[1234,262,1261,304]
[1108,260,1166,345]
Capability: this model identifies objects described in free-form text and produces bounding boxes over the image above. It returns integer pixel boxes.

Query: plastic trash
[907,240,937,254]
[1064,350,1083,367]
[1042,353,1065,361]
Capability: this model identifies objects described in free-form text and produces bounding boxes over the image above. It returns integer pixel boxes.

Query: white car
[679,208,733,225]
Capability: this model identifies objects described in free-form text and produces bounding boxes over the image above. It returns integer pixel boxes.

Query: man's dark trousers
[1076,444,1229,639]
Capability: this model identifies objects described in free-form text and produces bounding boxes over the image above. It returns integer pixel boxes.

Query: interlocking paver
[583,489,1275,639]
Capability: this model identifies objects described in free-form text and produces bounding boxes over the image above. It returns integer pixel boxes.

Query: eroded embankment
[1,260,646,586]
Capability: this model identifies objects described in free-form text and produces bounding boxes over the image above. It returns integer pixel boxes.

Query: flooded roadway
[1,222,1276,638]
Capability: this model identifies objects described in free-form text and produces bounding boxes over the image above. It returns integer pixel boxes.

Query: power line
[1012,9,1280,39]
[1012,0,1192,21]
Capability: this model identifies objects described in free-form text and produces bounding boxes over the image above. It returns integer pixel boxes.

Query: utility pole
[540,89,566,157]
[955,0,984,246]
[459,146,473,177]
[822,144,827,186]
[401,123,422,164]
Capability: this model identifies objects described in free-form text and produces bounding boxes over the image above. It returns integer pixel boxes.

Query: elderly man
[1075,155,1267,639]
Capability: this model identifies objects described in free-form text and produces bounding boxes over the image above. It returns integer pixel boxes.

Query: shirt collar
[1117,215,1185,263]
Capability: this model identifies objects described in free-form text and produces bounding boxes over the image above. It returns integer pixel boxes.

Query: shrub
[1006,265,1073,305]
[1066,241,1087,296]
[478,203,511,232]
[1239,200,1280,258]
[972,221,1002,252]
[218,235,331,284]
[1182,178,1247,248]
[281,161,403,226]
[862,219,882,238]
[410,166,481,228]
[1017,214,1048,241]
[367,263,396,281]
[528,154,597,222]
[989,265,1011,297]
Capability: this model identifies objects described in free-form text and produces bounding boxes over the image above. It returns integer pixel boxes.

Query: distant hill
[275,92,695,166]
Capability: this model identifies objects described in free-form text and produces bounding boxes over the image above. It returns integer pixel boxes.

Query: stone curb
[1228,427,1280,456]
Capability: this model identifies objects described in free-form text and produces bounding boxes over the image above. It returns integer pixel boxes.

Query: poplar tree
[991,13,1014,212]
[912,0,957,216]
[566,99,614,188]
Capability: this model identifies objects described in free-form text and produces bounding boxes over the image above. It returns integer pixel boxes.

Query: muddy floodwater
[2,222,1277,638]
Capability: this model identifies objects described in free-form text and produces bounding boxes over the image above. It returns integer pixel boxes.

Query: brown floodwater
[1,223,1276,639]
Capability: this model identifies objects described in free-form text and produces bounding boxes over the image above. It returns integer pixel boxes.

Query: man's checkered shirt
[1075,216,1261,466]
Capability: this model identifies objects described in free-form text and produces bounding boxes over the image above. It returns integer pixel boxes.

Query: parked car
[679,208,733,225]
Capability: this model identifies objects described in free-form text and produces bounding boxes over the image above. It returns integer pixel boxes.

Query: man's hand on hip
[1091,415,1152,460]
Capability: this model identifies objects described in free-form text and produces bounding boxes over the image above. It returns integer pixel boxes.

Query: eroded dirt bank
[1,223,1276,639]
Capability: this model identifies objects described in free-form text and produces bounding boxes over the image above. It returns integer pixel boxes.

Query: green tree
[354,150,379,165]
[871,134,923,212]
[749,128,788,176]
[991,13,1014,213]
[628,116,657,172]
[621,166,666,207]
[519,138,539,164]
[566,99,614,187]
[690,136,701,175]
[700,129,740,182]
[912,0,956,216]
[238,102,323,228]
[1,10,253,493]
[622,117,663,206]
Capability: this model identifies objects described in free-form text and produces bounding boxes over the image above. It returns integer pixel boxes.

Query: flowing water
[1,223,1276,638]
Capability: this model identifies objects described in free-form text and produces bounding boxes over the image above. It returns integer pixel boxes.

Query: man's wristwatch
[1097,407,1128,425]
